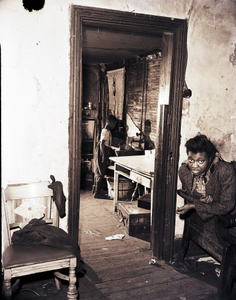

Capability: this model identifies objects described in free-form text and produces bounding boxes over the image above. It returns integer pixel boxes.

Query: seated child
[93,115,118,198]
[176,134,236,221]
[174,134,236,273]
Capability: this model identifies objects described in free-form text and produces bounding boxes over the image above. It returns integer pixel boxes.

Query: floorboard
[6,189,236,300]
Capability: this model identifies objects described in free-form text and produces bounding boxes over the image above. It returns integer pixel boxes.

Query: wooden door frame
[69,5,187,262]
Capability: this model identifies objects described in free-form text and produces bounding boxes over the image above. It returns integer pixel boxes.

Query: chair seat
[3,244,75,269]
[2,182,79,300]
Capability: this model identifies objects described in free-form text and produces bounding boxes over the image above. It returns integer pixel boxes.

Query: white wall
[1,0,235,234]
[1,0,71,189]
[175,0,236,235]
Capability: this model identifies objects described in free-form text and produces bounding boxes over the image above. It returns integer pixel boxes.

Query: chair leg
[54,276,63,291]
[176,218,191,263]
[3,269,12,299]
[218,245,236,298]
[172,218,192,273]
[67,257,78,300]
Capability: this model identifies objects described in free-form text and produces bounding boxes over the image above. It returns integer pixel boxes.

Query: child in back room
[93,115,118,198]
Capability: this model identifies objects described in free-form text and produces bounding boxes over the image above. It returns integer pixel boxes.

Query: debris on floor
[197,256,220,265]
[196,256,222,278]
[215,267,221,278]
[105,234,125,240]
[149,258,157,265]
[83,229,101,236]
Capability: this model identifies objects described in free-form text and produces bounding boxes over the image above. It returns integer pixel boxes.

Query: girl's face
[187,151,210,176]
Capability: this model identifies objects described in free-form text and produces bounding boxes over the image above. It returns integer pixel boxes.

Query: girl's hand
[176,204,195,215]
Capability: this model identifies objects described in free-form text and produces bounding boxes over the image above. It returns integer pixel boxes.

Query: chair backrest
[1,181,59,254]
[2,188,11,253]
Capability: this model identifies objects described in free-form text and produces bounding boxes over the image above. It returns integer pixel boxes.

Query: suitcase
[138,193,151,210]
[118,201,150,235]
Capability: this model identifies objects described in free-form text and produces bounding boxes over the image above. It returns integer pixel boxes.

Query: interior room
[80,25,162,190]
[1,1,236,299]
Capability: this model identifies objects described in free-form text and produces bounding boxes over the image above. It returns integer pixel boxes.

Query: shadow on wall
[126,113,141,144]
[144,120,155,150]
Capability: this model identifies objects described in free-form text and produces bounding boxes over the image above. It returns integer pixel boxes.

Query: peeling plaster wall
[182,0,236,161]
[177,0,236,235]
[1,0,235,234]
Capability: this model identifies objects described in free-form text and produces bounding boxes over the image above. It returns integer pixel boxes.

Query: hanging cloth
[106,67,126,120]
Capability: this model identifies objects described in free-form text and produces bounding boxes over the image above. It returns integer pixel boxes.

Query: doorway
[69,5,187,262]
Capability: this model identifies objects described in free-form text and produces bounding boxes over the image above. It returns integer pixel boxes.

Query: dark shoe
[94,192,101,198]
[94,191,109,199]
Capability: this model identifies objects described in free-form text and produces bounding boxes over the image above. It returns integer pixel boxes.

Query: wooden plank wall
[126,58,144,129]
[145,54,161,146]
[82,65,100,110]
[126,54,161,147]
[83,53,161,149]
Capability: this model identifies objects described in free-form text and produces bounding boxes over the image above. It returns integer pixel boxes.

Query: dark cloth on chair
[12,218,82,272]
[48,175,66,218]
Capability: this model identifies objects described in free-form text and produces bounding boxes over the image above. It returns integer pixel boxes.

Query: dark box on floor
[138,193,151,210]
[118,201,150,235]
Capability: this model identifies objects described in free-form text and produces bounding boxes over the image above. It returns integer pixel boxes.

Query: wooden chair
[175,189,236,298]
[1,181,78,299]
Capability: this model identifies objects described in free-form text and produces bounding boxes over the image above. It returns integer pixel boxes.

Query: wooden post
[68,7,82,245]
[113,163,119,212]
[151,23,187,261]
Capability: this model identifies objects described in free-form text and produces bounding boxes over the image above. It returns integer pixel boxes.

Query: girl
[93,115,118,198]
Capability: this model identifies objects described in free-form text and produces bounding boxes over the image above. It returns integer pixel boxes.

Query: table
[109,155,155,213]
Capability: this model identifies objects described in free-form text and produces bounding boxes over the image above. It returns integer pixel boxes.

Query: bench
[175,189,236,298]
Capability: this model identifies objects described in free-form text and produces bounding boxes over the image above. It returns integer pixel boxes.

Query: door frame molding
[69,5,187,261]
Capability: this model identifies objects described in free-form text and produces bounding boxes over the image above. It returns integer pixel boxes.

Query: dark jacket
[12,218,82,272]
[179,160,236,221]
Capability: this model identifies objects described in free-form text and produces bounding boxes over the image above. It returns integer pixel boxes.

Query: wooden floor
[78,190,219,300]
[8,189,236,300]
